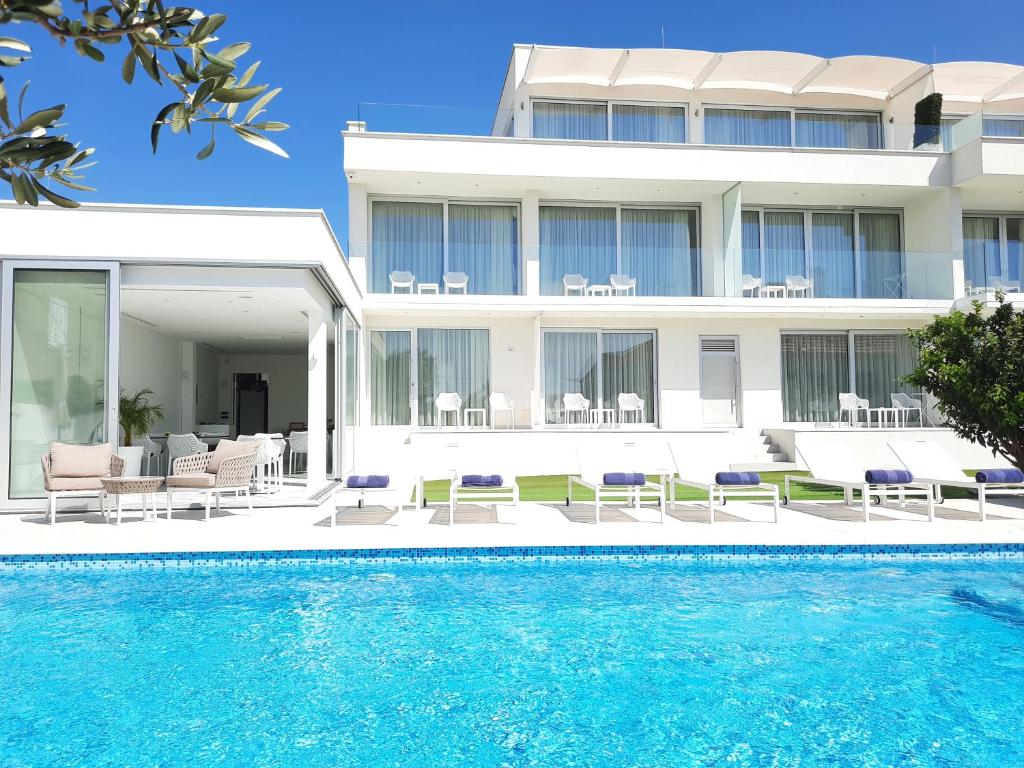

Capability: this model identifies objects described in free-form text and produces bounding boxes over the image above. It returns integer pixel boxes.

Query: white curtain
[811,212,855,298]
[859,213,902,298]
[370,201,443,292]
[543,332,599,423]
[764,211,806,285]
[612,104,686,143]
[447,205,519,295]
[963,216,1000,290]
[705,108,790,146]
[780,334,849,422]
[983,118,1024,138]
[533,101,607,140]
[741,210,762,278]
[854,334,919,411]
[539,207,616,294]
[796,112,881,149]
[601,332,655,423]
[620,208,698,296]
[369,330,411,426]
[416,329,490,427]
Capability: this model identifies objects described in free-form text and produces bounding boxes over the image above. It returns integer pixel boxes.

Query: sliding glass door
[1,263,119,500]
[963,215,1024,291]
[370,330,412,426]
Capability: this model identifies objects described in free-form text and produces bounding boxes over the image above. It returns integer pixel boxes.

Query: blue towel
[715,471,761,486]
[462,474,503,487]
[976,468,1024,484]
[346,474,389,489]
[603,472,646,486]
[865,469,913,484]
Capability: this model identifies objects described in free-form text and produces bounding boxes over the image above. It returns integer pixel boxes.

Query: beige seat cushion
[207,439,257,474]
[47,477,105,492]
[49,442,112,478]
[166,473,217,488]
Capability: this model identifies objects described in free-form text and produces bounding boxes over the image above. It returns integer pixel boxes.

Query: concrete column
[347,182,369,290]
[306,300,329,486]
[180,341,195,432]
[522,191,540,296]
[722,183,743,297]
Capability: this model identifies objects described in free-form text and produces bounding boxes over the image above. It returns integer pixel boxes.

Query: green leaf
[243,86,280,124]
[30,176,80,208]
[192,78,216,107]
[170,103,189,134]
[12,106,64,135]
[235,60,260,88]
[196,134,215,160]
[150,102,177,153]
[174,53,199,83]
[52,176,97,192]
[74,40,106,63]
[0,56,29,67]
[136,46,160,83]
[250,121,289,132]
[0,80,10,130]
[216,42,251,61]
[13,173,38,206]
[11,172,27,205]
[0,37,31,54]
[231,124,288,158]
[212,85,266,103]
[200,53,235,79]
[121,48,136,84]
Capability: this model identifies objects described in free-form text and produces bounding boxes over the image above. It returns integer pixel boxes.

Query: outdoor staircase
[729,431,797,472]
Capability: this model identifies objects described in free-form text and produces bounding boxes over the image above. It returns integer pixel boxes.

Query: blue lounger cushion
[975,468,1024,484]
[715,471,762,486]
[864,469,913,484]
[603,472,646,486]
[346,474,389,489]
[462,474,503,487]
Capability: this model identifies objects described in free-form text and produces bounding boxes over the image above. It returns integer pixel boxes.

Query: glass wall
[543,330,656,424]
[8,269,110,498]
[532,100,686,143]
[370,201,443,293]
[611,104,686,143]
[795,112,881,149]
[540,206,616,294]
[533,101,608,141]
[706,108,881,149]
[705,108,790,146]
[963,215,1023,291]
[369,330,411,426]
[338,310,359,477]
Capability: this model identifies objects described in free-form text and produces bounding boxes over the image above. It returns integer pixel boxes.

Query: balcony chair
[389,270,415,294]
[741,275,762,297]
[562,392,591,426]
[562,274,588,297]
[991,277,1021,294]
[617,392,646,425]
[40,442,126,525]
[167,434,208,474]
[489,392,516,430]
[891,393,924,428]
[444,272,469,294]
[287,430,309,474]
[609,274,636,296]
[435,392,463,428]
[132,434,163,475]
[785,275,813,298]
[166,439,259,521]
[837,392,869,427]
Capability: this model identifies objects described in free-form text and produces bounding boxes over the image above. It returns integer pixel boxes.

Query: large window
[542,330,656,425]
[742,209,903,298]
[540,205,699,296]
[706,107,881,149]
[780,331,919,422]
[532,100,686,143]
[369,328,490,427]
[983,116,1024,138]
[370,200,519,295]
[963,215,1024,292]
[705,108,790,147]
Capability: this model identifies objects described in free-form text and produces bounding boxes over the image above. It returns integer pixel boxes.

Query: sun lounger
[449,470,519,524]
[890,440,1024,521]
[570,442,671,523]
[667,443,779,523]
[332,470,419,526]
[784,443,934,522]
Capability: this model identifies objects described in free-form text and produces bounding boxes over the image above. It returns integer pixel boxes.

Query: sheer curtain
[854,333,919,410]
[705,108,790,146]
[543,331,599,423]
[983,117,1024,138]
[601,332,656,423]
[742,210,762,278]
[370,201,443,292]
[369,330,411,425]
[447,204,519,295]
[1008,218,1023,285]
[416,329,490,427]
[811,213,855,298]
[764,211,806,285]
[780,333,849,422]
[963,216,1000,290]
[795,112,881,149]
[533,101,608,140]
[539,206,617,294]
[612,104,686,143]
[859,213,902,298]
[620,208,697,296]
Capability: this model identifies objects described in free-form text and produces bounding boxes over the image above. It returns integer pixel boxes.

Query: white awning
[522,47,623,87]
[932,62,1024,104]
[699,50,825,94]
[610,48,718,90]
[799,56,930,100]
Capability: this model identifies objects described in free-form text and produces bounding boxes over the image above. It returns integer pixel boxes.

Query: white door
[700,337,740,426]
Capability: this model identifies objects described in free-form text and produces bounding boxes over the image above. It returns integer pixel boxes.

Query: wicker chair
[41,443,126,525]
[166,443,258,521]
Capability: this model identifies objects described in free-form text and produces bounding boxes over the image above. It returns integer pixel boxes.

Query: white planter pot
[115,446,144,477]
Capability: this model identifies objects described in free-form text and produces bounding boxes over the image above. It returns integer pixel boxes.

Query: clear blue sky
[5,0,1023,244]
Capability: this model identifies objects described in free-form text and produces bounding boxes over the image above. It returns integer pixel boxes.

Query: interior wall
[118,316,183,435]
[218,353,308,434]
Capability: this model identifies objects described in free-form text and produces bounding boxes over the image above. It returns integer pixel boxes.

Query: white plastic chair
[609,274,636,296]
[741,274,762,297]
[166,434,208,474]
[435,392,463,428]
[991,277,1021,293]
[132,434,163,475]
[562,392,590,426]
[444,272,469,294]
[389,270,415,294]
[785,275,812,298]
[891,393,923,427]
[838,392,869,426]
[288,430,309,474]
[617,393,646,425]
[489,392,516,430]
[563,274,588,296]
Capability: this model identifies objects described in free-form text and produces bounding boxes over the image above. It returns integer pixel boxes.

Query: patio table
[100,476,166,525]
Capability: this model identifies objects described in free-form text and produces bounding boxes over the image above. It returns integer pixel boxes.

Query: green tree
[0,1,287,208]
[905,296,1024,468]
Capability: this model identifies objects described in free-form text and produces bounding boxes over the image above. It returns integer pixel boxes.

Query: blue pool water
[3,556,1024,767]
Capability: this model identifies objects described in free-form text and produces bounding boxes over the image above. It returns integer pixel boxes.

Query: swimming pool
[2,554,1023,766]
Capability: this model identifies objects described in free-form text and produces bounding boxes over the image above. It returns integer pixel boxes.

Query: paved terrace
[3,497,1024,556]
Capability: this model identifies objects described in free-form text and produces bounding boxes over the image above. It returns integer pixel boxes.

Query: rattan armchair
[166,447,258,521]
[41,445,125,525]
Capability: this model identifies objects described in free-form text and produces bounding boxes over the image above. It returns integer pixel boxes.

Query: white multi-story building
[344,44,1024,470]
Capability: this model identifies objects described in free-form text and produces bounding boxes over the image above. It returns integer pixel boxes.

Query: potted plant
[913,93,944,149]
[116,388,164,476]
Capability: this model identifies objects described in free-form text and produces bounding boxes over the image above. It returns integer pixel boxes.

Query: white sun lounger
[331,469,419,526]
[569,442,670,523]
[448,469,519,525]
[890,440,1024,521]
[667,444,779,524]
[784,443,934,522]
